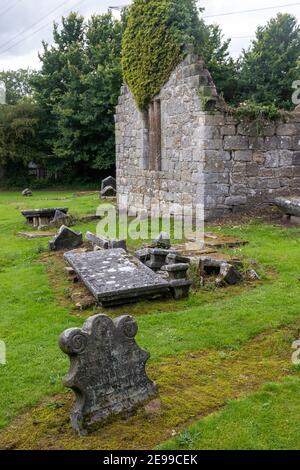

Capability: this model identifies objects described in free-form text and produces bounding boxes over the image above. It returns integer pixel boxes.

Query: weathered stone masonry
[115,53,300,220]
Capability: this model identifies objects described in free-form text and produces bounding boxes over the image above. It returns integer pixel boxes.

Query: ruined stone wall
[202,112,300,219]
[115,53,300,220]
[115,53,220,215]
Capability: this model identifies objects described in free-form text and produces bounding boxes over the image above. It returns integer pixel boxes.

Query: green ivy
[226,100,285,136]
[122,0,202,110]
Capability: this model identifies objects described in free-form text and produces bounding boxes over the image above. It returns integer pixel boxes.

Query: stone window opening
[148,99,162,171]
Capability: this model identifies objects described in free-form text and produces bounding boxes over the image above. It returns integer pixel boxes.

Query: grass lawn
[0,190,300,449]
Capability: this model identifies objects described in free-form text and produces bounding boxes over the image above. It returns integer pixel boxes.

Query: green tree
[32,12,122,174]
[0,100,45,166]
[239,13,300,109]
[0,69,36,105]
[200,23,239,104]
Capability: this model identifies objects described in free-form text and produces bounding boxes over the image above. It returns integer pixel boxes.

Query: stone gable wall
[115,54,300,220]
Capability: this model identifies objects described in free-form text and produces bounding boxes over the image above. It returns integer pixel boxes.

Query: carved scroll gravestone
[59,314,157,436]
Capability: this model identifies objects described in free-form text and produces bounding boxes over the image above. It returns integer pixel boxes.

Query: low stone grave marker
[59,314,157,435]
[101,176,116,192]
[101,186,117,199]
[86,232,127,251]
[275,196,300,224]
[22,188,32,197]
[64,249,170,307]
[49,226,83,251]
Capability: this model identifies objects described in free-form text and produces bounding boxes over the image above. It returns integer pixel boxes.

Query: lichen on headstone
[59,314,157,436]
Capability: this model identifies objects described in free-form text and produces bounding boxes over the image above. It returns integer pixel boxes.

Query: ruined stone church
[115,53,300,220]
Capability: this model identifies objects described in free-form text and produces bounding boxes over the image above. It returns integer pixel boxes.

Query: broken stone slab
[101,186,117,199]
[146,248,171,271]
[166,253,191,265]
[219,263,243,285]
[50,209,71,228]
[247,269,261,281]
[59,314,157,436]
[49,226,83,252]
[161,263,190,280]
[22,188,32,197]
[110,239,127,251]
[86,232,110,249]
[152,232,171,249]
[86,232,127,251]
[135,248,151,263]
[22,208,69,228]
[274,196,300,217]
[169,279,192,300]
[64,249,170,307]
[101,176,116,192]
[200,256,243,276]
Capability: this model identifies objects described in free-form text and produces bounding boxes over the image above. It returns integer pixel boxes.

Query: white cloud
[0,0,299,70]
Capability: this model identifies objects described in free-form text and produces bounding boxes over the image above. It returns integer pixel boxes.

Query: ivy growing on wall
[122,0,202,110]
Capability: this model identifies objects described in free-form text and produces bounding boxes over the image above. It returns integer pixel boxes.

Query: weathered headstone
[59,314,157,435]
[101,176,116,192]
[49,226,83,251]
[64,249,170,307]
[101,186,117,199]
[50,209,71,228]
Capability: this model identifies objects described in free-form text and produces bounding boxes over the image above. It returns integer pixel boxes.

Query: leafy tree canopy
[238,13,300,110]
[0,100,45,166]
[0,69,36,105]
[31,11,123,172]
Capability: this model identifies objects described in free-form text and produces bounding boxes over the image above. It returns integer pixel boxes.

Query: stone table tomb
[64,249,170,307]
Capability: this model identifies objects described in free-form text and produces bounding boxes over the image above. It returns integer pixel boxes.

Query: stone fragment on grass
[49,226,83,252]
[153,232,171,249]
[86,232,127,251]
[22,188,32,197]
[86,232,110,249]
[274,196,300,218]
[219,263,243,285]
[247,269,261,281]
[101,186,117,199]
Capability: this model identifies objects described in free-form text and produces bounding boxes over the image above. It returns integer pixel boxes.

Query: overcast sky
[0,0,300,70]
